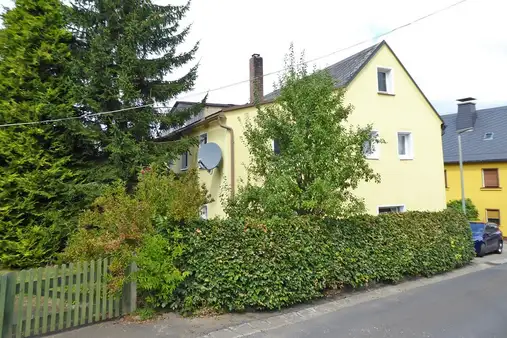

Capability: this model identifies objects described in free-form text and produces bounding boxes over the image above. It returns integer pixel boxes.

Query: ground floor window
[200,205,208,220]
[486,209,500,225]
[378,205,405,214]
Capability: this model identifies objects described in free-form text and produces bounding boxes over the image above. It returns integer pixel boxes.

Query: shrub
[176,209,474,313]
[135,232,189,309]
[63,166,208,293]
[446,199,479,220]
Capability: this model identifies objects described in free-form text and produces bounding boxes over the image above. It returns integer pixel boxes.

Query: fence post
[121,262,137,314]
[1,272,16,338]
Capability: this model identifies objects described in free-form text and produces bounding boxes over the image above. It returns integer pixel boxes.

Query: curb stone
[485,258,507,265]
[200,262,493,338]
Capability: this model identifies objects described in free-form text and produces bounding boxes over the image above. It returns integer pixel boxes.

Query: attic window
[483,132,494,140]
[377,67,393,94]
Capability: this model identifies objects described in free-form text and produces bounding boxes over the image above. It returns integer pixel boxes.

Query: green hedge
[176,210,474,313]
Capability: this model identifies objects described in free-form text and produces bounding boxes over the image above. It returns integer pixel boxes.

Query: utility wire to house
[0,0,469,129]
[177,0,470,100]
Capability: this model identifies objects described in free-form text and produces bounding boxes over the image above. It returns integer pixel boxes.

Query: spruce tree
[68,0,200,185]
[0,0,95,268]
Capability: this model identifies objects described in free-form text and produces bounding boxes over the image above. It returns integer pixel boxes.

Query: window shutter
[488,210,500,220]
[483,169,499,187]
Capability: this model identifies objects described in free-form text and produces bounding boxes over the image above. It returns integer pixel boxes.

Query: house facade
[442,103,507,234]
[167,41,447,219]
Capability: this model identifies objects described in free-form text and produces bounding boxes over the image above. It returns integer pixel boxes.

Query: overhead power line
[0,104,174,128]
[0,0,469,128]
[177,0,469,100]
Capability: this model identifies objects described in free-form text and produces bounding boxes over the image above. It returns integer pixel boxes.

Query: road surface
[249,263,507,337]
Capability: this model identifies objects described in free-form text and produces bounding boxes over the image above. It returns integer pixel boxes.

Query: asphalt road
[250,264,507,338]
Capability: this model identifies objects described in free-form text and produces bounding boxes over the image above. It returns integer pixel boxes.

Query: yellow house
[166,41,447,219]
[442,102,507,234]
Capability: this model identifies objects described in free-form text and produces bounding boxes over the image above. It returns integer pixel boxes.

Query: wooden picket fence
[0,259,137,338]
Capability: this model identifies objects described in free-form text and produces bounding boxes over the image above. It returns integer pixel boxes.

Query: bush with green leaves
[176,209,474,313]
[63,166,208,293]
[446,198,479,220]
[135,232,188,309]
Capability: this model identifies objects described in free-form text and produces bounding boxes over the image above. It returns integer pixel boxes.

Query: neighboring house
[442,101,507,234]
[165,40,447,219]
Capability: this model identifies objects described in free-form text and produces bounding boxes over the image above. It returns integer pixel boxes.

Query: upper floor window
[444,170,448,188]
[377,67,393,94]
[199,133,208,146]
[181,151,189,170]
[397,132,413,160]
[272,139,281,155]
[482,168,499,188]
[198,133,208,170]
[363,131,380,159]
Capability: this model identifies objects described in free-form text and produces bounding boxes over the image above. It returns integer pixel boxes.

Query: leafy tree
[67,0,201,186]
[0,0,97,268]
[446,198,479,220]
[226,46,379,219]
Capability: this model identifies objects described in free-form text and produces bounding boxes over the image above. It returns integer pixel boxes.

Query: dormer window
[377,67,393,94]
[483,132,494,140]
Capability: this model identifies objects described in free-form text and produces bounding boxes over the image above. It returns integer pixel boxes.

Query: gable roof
[263,41,442,123]
[441,106,507,163]
[263,42,382,101]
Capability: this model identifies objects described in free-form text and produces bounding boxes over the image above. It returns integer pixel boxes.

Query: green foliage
[66,0,201,186]
[446,198,479,220]
[228,45,379,219]
[177,210,474,313]
[0,0,99,269]
[135,233,189,309]
[63,166,208,292]
[133,307,157,321]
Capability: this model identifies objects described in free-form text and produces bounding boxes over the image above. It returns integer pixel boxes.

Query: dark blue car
[470,222,503,257]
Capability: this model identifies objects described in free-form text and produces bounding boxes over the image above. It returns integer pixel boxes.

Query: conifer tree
[0,0,94,268]
[68,0,200,185]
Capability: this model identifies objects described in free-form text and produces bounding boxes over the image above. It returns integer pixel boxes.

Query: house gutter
[218,113,235,197]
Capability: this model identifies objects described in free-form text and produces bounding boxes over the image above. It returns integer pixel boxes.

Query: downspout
[218,113,235,197]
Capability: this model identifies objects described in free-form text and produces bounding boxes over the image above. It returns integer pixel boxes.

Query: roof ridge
[324,41,383,71]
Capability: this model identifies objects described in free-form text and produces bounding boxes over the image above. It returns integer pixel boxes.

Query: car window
[470,222,485,234]
[486,224,498,233]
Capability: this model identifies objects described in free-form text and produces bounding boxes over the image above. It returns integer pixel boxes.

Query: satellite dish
[197,142,222,173]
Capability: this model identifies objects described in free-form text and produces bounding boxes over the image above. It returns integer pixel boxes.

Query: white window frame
[397,131,413,160]
[199,205,208,220]
[181,151,189,171]
[377,205,406,215]
[272,139,280,155]
[377,66,394,94]
[364,130,380,160]
[199,133,208,146]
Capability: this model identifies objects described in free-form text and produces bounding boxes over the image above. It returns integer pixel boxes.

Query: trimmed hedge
[176,210,474,313]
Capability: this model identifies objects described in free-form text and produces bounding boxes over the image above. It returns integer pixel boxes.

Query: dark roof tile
[442,106,507,163]
[264,42,382,100]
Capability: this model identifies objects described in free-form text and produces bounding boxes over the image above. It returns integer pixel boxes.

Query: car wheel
[496,241,503,254]
[478,243,486,257]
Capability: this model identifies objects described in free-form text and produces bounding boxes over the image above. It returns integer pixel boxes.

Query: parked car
[470,222,503,257]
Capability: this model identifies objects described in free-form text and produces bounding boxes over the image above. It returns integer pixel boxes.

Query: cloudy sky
[2,0,506,114]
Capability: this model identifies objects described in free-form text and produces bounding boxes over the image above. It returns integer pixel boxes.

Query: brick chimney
[456,97,477,132]
[249,54,263,104]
